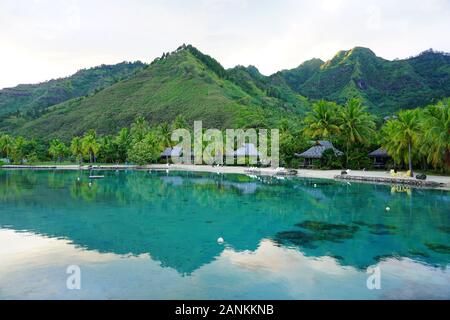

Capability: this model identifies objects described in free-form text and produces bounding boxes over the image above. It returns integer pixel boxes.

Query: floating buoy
[165,169,169,174]
[77,177,80,181]
[88,182,92,187]
[217,237,224,244]
[385,206,391,212]
[314,184,317,188]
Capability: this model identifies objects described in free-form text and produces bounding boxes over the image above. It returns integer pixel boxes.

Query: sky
[1,0,450,89]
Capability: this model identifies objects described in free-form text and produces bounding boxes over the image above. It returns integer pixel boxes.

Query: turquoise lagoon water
[0,169,449,299]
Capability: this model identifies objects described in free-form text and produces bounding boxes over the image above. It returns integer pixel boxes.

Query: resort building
[368,147,391,168]
[160,146,183,163]
[226,143,262,164]
[295,140,344,168]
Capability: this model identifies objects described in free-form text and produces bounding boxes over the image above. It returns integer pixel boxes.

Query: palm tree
[172,115,188,130]
[338,99,376,167]
[81,130,100,163]
[130,116,150,143]
[0,134,13,160]
[114,128,131,163]
[381,110,420,176]
[158,122,172,148]
[10,136,27,164]
[420,100,450,171]
[70,137,83,164]
[48,139,68,163]
[303,100,341,140]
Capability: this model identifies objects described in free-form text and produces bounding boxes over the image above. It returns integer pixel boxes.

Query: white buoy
[166,169,169,174]
[88,182,92,187]
[217,237,224,244]
[77,177,80,181]
[314,184,317,188]
[385,206,391,212]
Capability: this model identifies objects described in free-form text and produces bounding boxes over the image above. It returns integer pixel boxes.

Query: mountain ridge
[1,45,449,141]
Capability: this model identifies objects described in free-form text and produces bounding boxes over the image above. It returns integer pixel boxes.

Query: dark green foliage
[321,148,343,169]
[279,48,450,115]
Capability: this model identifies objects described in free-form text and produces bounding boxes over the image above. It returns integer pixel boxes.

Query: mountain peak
[323,46,378,68]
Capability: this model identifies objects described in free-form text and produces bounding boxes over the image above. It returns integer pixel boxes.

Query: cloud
[0,0,449,88]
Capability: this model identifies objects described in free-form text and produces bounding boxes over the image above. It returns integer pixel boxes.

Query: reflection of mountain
[0,170,449,274]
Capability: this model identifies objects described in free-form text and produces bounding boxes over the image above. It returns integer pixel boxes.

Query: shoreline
[2,164,449,190]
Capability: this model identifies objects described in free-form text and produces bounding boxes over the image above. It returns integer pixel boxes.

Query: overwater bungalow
[295,140,344,168]
[368,147,391,168]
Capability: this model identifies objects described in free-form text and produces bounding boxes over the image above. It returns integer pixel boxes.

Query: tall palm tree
[420,100,450,171]
[81,130,100,163]
[114,128,131,163]
[70,137,83,164]
[130,116,150,143]
[158,122,172,148]
[381,110,420,176]
[303,100,341,140]
[0,134,13,160]
[48,139,67,163]
[339,99,376,167]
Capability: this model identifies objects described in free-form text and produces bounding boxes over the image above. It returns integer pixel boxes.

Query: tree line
[0,99,449,174]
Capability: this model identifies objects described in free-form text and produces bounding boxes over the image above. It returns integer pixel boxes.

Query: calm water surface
[0,169,449,299]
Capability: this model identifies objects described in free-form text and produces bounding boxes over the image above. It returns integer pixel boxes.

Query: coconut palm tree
[70,137,83,164]
[338,99,376,167]
[303,100,341,140]
[114,128,131,163]
[158,122,172,148]
[48,139,68,163]
[420,99,450,171]
[81,130,100,163]
[0,134,13,160]
[381,110,420,176]
[130,116,150,143]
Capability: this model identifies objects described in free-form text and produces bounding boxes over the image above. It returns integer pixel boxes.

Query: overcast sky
[1,0,449,89]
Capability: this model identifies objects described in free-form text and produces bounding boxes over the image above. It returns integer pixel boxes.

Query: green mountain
[2,45,450,141]
[0,61,146,118]
[278,47,450,113]
[6,45,308,141]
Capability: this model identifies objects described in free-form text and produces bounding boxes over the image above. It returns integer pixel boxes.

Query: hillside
[0,61,146,118]
[2,45,450,141]
[7,45,308,141]
[278,47,450,113]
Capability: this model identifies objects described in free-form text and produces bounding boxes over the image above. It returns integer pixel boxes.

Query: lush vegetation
[4,45,449,141]
[0,45,448,173]
[279,48,450,114]
[0,61,146,126]
[1,98,448,174]
[302,98,449,173]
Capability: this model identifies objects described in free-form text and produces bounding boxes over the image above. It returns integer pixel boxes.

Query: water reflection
[0,170,449,298]
[0,229,448,299]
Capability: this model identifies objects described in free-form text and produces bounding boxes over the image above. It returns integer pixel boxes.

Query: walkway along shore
[1,164,449,190]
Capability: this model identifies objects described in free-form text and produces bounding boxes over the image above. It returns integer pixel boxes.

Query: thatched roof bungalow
[295,141,343,168]
[368,147,390,168]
